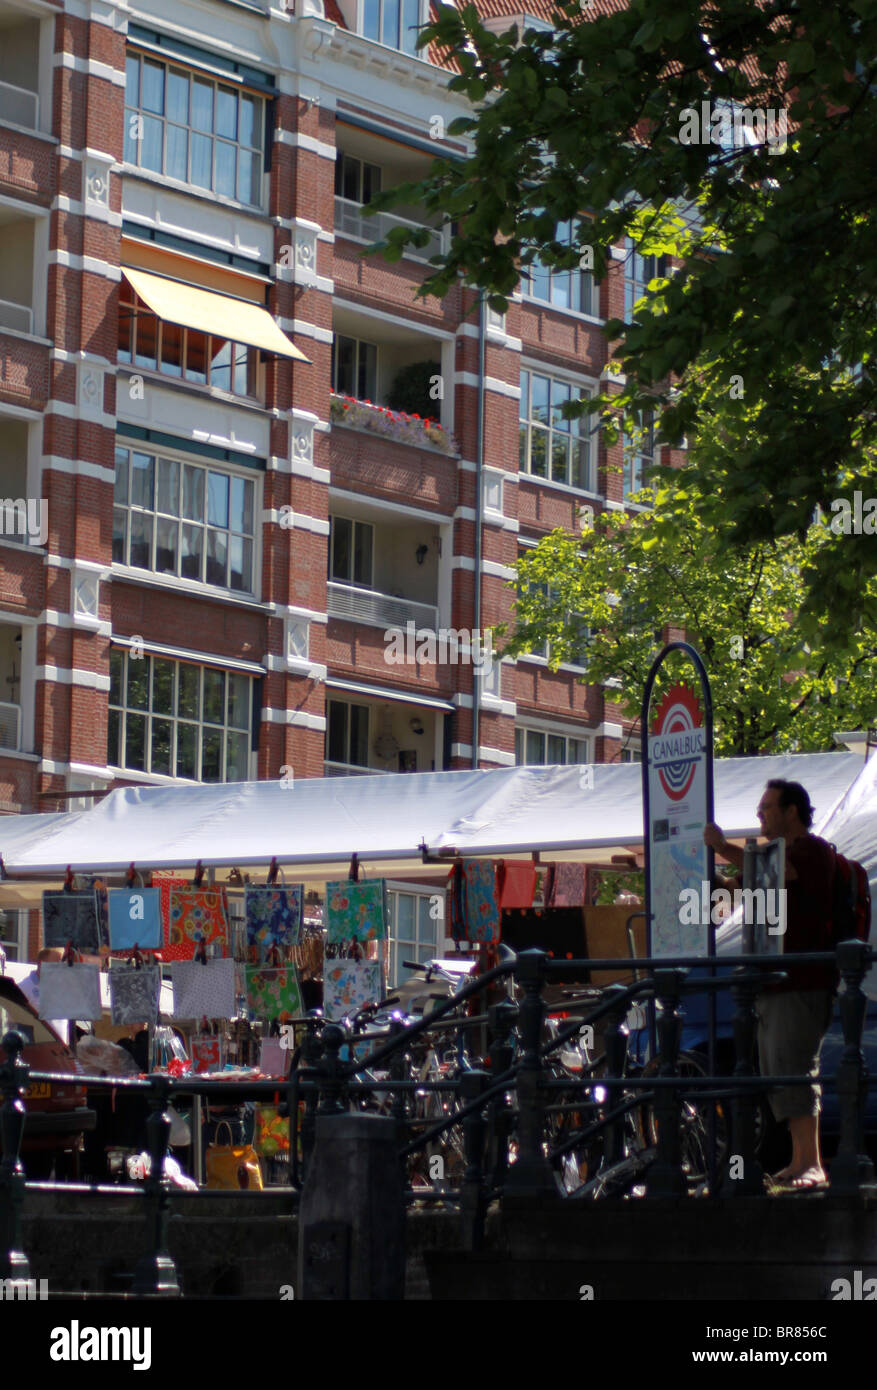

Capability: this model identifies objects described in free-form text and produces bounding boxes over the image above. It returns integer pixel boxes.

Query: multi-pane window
[335,152,382,205]
[118,287,260,401]
[387,889,440,986]
[326,699,370,770]
[515,728,589,766]
[124,53,263,206]
[332,335,378,401]
[620,746,642,763]
[523,219,598,316]
[108,649,251,782]
[519,370,593,490]
[623,238,668,321]
[517,575,591,667]
[623,412,655,497]
[329,517,374,586]
[361,0,422,55]
[0,909,25,962]
[113,446,256,594]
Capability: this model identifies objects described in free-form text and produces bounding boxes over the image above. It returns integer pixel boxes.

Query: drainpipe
[471,297,486,770]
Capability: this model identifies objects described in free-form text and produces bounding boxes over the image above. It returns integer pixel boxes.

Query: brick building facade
[0,0,668,962]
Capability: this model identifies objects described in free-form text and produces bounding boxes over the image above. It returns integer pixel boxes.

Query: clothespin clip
[268,944,281,969]
[64,865,74,892]
[64,940,76,966]
[348,853,359,883]
[126,862,137,889]
[193,861,205,888]
[267,856,279,886]
[0,855,6,881]
[131,944,142,969]
[194,934,208,965]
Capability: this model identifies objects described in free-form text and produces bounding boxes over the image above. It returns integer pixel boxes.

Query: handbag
[205,1119,264,1191]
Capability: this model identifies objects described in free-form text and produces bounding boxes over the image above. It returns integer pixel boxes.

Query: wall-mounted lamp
[415,544,428,566]
[409,717,424,736]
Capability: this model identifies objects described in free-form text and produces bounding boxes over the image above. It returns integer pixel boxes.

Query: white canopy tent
[0,751,862,889]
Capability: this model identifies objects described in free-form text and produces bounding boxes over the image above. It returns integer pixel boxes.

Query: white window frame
[123,51,265,208]
[0,908,26,962]
[623,411,656,498]
[118,285,263,403]
[325,698,371,772]
[331,333,378,403]
[113,444,260,598]
[514,723,591,767]
[520,217,599,319]
[108,647,253,783]
[359,0,426,56]
[519,367,596,492]
[515,564,591,671]
[334,151,382,205]
[385,882,443,986]
[328,516,375,588]
[623,237,668,322]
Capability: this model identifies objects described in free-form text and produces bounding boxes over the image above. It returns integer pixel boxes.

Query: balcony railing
[327,581,439,632]
[334,197,446,263]
[0,298,33,336]
[324,762,388,777]
[0,702,21,752]
[0,79,38,131]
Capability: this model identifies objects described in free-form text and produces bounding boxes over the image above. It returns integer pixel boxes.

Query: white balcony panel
[327,581,438,631]
[0,80,37,131]
[0,298,33,336]
[334,198,446,264]
[0,702,21,752]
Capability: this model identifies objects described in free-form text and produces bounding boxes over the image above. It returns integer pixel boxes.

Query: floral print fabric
[167,887,228,959]
[245,966,302,1020]
[109,963,161,1025]
[323,959,382,1021]
[325,881,386,943]
[245,885,304,950]
[191,1035,223,1073]
[549,863,587,909]
[462,860,501,943]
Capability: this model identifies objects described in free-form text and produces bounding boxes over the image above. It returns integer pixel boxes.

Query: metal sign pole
[642,641,715,1188]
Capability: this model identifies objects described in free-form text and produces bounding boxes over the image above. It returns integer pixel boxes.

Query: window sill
[111,564,268,611]
[105,764,203,788]
[121,165,267,221]
[518,474,603,504]
[516,653,590,676]
[117,368,267,415]
[519,292,604,327]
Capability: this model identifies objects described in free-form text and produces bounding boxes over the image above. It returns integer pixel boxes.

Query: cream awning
[122,267,311,362]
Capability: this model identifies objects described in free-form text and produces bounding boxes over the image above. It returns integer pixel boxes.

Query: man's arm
[703,823,745,871]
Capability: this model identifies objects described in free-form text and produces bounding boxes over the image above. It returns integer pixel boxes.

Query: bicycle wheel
[638,1050,728,1184]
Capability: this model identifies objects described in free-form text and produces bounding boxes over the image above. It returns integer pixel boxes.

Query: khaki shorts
[755,990,834,1122]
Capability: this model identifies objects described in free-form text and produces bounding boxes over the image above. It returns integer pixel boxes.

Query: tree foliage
[368,0,877,643]
[501,479,877,755]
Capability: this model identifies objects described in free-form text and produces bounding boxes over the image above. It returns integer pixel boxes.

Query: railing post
[459,1069,489,1250]
[504,950,558,1196]
[487,999,517,1190]
[599,985,632,1171]
[0,1031,30,1281]
[299,1023,323,1181]
[723,967,764,1195]
[388,1017,408,1154]
[830,940,874,1195]
[133,1077,181,1297]
[645,969,688,1198]
[317,1025,347,1116]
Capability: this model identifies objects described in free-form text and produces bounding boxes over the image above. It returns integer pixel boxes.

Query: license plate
[27,1082,51,1099]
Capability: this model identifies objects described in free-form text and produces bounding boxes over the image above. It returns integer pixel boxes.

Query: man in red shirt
[704,779,836,1190]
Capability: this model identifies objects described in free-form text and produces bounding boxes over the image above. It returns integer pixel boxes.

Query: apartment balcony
[327,580,439,632]
[324,692,445,777]
[334,197,447,265]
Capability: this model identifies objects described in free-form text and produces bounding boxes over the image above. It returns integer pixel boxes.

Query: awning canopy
[122,267,311,362]
[0,751,862,881]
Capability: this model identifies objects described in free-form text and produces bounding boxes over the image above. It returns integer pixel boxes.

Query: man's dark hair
[765,779,814,828]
